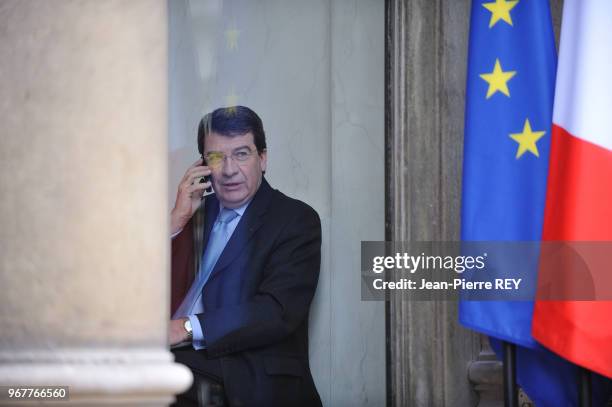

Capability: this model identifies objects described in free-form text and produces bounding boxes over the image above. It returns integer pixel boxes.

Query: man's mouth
[222,182,243,190]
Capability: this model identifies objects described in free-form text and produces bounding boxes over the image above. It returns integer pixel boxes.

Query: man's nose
[221,155,239,177]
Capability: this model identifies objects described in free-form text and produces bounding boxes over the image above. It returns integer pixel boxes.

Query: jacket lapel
[206,178,274,283]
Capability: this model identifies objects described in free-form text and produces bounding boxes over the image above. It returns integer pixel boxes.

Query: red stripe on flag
[542,125,612,240]
[533,124,612,378]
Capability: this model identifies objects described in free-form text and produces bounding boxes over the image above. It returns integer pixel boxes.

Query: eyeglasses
[203,148,257,169]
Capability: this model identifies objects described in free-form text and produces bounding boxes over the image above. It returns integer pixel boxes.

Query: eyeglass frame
[202,146,266,169]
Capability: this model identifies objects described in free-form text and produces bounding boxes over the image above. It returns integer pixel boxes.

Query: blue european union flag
[458,1,611,405]
[460,0,555,344]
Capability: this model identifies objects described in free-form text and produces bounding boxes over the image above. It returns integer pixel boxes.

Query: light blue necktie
[173,208,238,318]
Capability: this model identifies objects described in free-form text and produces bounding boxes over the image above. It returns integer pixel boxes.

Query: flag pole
[503,341,518,407]
[578,367,591,407]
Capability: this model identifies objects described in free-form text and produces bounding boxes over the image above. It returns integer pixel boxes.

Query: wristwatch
[183,318,193,340]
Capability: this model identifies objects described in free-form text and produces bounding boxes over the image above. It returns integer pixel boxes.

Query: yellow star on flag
[225,27,240,50]
[479,59,516,99]
[509,119,546,159]
[225,89,239,113]
[482,0,519,28]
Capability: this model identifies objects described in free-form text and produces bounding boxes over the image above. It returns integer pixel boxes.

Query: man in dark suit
[168,106,322,407]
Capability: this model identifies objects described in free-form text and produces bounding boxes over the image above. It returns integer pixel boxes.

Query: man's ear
[259,150,267,173]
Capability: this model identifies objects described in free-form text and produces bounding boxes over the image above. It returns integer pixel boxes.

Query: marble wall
[168,1,385,405]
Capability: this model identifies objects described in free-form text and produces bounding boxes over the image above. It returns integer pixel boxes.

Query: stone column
[0,1,191,405]
[385,0,480,405]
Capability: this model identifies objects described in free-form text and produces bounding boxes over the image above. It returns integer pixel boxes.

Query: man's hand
[169,318,190,346]
[170,158,212,235]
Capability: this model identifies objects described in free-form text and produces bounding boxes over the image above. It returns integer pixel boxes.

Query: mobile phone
[200,156,214,198]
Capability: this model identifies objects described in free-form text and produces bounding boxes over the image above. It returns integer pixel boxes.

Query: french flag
[532,0,612,379]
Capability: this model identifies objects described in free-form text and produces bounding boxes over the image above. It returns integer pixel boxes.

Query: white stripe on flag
[553,0,612,151]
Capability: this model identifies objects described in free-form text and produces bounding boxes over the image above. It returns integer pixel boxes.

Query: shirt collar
[219,198,252,218]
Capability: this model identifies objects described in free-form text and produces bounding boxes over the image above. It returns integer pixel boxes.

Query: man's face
[203,131,267,209]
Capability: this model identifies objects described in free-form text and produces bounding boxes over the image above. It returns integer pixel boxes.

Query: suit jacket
[171,178,322,407]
